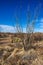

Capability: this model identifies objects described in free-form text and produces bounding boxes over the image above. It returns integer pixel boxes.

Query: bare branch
[15,16,23,33]
[23,4,41,51]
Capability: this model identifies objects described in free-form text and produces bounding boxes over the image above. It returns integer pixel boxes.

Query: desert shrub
[2,51,11,60]
[14,37,22,43]
[0,48,4,59]
[8,43,16,46]
[15,42,23,49]
[4,46,14,52]
[18,60,29,65]
[22,49,38,61]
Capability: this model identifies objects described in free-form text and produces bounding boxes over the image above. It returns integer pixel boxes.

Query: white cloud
[23,27,26,33]
[0,24,26,33]
[0,25,15,33]
[34,28,43,32]
[0,24,43,33]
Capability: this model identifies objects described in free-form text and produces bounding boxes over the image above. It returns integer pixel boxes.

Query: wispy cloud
[0,22,43,33]
[0,25,26,33]
[0,25,15,33]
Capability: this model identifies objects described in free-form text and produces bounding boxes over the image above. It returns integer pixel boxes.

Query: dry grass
[0,41,43,65]
[0,33,43,65]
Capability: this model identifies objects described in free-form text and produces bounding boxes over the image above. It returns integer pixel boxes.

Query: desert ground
[0,32,43,65]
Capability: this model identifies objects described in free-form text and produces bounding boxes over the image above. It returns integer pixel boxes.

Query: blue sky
[0,0,43,33]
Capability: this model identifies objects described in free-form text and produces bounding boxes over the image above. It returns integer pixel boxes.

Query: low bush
[14,37,22,43]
